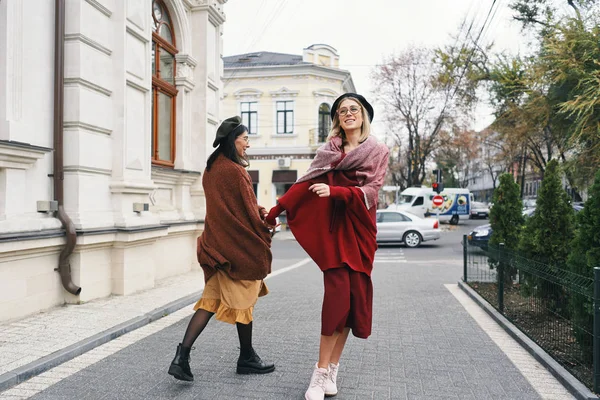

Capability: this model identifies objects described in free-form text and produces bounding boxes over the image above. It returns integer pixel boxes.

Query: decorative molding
[313,88,338,98]
[84,0,112,17]
[64,78,112,97]
[207,79,219,92]
[0,140,50,170]
[152,167,201,186]
[63,166,112,176]
[126,79,150,93]
[65,33,112,56]
[270,87,299,98]
[175,54,198,69]
[234,88,263,100]
[185,0,226,25]
[63,121,112,136]
[125,25,149,44]
[270,134,298,139]
[224,64,351,83]
[175,77,195,91]
[249,154,314,161]
[110,181,157,195]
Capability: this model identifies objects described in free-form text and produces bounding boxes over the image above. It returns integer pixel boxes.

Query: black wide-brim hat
[213,116,242,147]
[330,93,374,122]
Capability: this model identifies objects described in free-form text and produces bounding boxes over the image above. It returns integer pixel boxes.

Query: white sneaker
[305,363,329,400]
[324,362,338,396]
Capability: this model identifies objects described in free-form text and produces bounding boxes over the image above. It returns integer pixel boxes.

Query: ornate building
[0,0,226,321]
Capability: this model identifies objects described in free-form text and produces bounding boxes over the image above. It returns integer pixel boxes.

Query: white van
[388,186,472,224]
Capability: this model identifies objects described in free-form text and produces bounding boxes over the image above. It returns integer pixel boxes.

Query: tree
[479,129,513,189]
[519,160,574,311]
[489,173,524,249]
[566,169,600,361]
[434,127,480,188]
[372,47,460,188]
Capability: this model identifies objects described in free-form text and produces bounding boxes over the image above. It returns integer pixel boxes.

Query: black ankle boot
[168,343,193,381]
[236,348,275,375]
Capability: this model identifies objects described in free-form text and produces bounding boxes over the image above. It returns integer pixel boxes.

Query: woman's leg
[317,331,340,368]
[168,308,214,382]
[330,327,351,364]
[182,308,214,348]
[236,321,275,374]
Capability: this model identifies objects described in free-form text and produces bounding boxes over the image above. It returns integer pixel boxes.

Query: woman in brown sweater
[168,116,276,381]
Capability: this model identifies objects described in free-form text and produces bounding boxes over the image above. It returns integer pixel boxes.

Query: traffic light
[432,169,443,193]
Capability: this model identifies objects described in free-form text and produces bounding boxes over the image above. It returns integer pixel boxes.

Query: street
[0,219,569,400]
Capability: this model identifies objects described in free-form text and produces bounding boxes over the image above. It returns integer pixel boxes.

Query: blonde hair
[327,98,371,143]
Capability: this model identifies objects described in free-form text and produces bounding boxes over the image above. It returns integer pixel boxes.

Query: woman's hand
[309,183,330,197]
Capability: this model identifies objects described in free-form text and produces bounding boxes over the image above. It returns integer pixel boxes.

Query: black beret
[213,116,243,148]
[330,93,374,122]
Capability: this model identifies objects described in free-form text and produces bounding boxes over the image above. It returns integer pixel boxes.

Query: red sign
[432,195,444,206]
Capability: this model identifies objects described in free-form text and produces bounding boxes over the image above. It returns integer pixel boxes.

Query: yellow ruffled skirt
[193,270,268,325]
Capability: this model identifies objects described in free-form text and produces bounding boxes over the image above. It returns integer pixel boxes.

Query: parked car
[467,224,491,250]
[468,204,583,250]
[469,202,490,219]
[376,209,440,248]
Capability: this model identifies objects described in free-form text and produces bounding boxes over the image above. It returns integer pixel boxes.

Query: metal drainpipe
[53,0,81,295]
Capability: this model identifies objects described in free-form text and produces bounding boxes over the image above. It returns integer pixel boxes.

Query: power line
[224,0,291,87]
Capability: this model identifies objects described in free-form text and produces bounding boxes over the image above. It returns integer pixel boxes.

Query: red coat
[276,169,378,277]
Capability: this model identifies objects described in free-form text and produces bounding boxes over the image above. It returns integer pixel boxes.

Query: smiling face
[337,98,363,132]
[234,130,250,158]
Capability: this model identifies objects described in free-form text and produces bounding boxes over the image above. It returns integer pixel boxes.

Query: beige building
[222,44,355,208]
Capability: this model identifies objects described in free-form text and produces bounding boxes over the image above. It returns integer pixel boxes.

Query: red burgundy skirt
[321,265,373,339]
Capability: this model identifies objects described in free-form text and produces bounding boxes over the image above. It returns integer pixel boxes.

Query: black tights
[181,309,254,359]
[182,308,214,348]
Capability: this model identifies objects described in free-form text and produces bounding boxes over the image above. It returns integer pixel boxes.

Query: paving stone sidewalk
[2,251,577,400]
[0,233,300,393]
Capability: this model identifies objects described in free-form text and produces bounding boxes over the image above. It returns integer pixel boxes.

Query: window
[152,0,178,166]
[413,197,424,206]
[241,102,258,135]
[378,212,409,223]
[276,101,294,134]
[318,103,331,142]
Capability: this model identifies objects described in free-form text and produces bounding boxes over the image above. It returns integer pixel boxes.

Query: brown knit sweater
[197,153,272,282]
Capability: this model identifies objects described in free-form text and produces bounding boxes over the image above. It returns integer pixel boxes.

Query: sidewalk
[0,232,297,394]
[0,236,584,399]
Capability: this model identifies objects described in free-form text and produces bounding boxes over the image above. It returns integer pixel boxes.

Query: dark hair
[206,124,249,170]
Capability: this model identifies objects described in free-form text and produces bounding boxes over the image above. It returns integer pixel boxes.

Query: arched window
[318,103,331,143]
[152,0,178,166]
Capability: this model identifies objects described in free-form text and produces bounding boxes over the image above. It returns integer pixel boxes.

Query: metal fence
[462,236,599,393]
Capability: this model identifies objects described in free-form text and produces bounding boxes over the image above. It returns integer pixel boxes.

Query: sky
[221,0,530,132]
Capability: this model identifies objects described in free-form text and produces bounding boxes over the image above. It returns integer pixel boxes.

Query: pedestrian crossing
[374,248,407,264]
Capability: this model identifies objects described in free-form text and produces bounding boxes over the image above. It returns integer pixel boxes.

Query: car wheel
[403,231,422,248]
[450,215,459,225]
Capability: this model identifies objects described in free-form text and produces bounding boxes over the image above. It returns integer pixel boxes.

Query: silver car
[376,210,441,247]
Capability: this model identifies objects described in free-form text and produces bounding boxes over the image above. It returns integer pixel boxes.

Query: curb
[458,280,599,400]
[0,290,202,393]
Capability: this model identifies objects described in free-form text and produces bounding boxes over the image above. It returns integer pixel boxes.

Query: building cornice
[183,0,226,25]
[224,63,352,82]
[0,140,51,170]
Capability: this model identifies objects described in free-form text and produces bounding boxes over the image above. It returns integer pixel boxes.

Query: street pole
[594,267,600,393]
[463,234,468,283]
